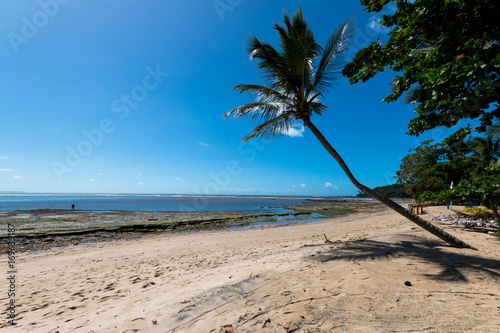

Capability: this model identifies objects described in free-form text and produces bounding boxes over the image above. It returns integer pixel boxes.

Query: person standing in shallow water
[71,204,75,210]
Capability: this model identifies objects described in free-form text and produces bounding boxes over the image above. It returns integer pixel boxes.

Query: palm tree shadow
[307,234,500,282]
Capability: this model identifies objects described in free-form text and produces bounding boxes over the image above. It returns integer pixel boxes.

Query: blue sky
[0,0,464,196]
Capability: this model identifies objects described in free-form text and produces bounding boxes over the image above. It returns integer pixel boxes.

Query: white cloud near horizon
[0,156,13,160]
[198,142,210,147]
[300,183,306,187]
[138,181,144,185]
[12,175,22,179]
[0,168,12,172]
[325,182,340,189]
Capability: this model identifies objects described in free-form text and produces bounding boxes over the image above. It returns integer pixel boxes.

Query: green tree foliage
[419,162,500,224]
[396,127,500,199]
[356,183,411,198]
[486,117,500,140]
[397,139,443,196]
[343,0,500,135]
[469,134,500,164]
[450,167,500,223]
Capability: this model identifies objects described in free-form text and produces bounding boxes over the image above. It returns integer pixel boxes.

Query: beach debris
[323,233,333,244]
[262,318,271,328]
[431,214,455,222]
[455,219,498,228]
[432,214,498,229]
[404,281,413,287]
[221,325,238,333]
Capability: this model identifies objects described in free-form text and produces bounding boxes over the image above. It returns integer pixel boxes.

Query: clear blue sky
[0,0,465,195]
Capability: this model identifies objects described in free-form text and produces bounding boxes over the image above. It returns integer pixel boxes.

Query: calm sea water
[0,194,368,213]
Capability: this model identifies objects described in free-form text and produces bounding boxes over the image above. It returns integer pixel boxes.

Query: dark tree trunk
[304,119,476,249]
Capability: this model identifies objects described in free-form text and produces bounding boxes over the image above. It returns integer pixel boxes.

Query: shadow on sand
[306,233,500,283]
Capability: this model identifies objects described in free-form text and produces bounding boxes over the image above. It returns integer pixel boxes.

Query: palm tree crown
[223,7,355,141]
[470,134,500,164]
[486,117,500,140]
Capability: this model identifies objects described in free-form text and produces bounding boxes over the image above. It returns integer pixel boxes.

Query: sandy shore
[1,205,500,332]
[0,200,385,253]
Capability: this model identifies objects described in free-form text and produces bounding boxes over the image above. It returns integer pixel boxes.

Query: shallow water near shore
[0,198,389,253]
[0,193,372,212]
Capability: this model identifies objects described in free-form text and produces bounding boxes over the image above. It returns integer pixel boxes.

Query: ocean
[0,194,368,213]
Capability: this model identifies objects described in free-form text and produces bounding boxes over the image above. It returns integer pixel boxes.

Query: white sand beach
[2,205,500,332]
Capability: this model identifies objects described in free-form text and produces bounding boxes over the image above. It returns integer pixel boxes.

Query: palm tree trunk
[303,118,476,249]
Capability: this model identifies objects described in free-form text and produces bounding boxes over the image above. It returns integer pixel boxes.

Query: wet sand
[1,205,499,332]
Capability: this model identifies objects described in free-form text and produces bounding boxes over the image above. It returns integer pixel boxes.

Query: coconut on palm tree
[223,7,474,249]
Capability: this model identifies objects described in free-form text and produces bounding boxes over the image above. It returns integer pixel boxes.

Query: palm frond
[486,118,500,140]
[242,112,296,142]
[403,86,421,104]
[232,84,294,104]
[273,6,319,98]
[308,17,356,98]
[223,102,289,122]
[469,134,500,162]
[247,36,300,96]
[309,102,328,117]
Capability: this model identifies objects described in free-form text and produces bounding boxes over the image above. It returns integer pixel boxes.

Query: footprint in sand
[31,302,50,311]
[132,317,146,322]
[105,283,116,291]
[142,281,156,289]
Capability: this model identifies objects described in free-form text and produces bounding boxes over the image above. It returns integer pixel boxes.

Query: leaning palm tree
[223,7,475,249]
